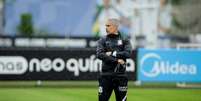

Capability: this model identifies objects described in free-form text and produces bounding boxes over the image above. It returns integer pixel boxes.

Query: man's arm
[96,38,118,64]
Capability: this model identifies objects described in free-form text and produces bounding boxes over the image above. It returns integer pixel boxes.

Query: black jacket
[96,33,132,75]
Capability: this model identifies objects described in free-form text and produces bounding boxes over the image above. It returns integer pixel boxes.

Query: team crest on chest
[117,40,123,45]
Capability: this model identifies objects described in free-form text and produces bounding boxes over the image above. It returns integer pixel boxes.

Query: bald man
[96,18,132,101]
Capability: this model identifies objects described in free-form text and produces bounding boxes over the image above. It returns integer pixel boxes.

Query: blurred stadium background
[0,0,201,101]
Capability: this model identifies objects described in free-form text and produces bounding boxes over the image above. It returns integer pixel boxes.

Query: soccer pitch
[0,87,201,101]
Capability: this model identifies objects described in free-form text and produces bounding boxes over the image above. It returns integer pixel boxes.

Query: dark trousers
[98,75,128,101]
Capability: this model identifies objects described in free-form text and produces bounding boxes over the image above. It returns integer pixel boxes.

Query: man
[96,18,132,101]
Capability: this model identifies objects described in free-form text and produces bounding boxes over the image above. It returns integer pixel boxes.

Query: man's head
[105,18,119,35]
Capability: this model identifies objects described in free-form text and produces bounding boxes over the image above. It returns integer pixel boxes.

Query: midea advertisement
[138,49,201,82]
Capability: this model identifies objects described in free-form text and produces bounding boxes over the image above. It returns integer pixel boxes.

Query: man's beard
[106,29,114,34]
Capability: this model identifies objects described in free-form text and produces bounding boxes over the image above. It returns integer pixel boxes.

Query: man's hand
[106,52,112,56]
[118,59,125,64]
[106,51,117,57]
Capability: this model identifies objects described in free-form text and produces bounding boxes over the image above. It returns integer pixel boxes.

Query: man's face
[105,21,118,35]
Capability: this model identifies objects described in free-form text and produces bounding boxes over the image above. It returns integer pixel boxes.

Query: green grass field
[0,87,201,101]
